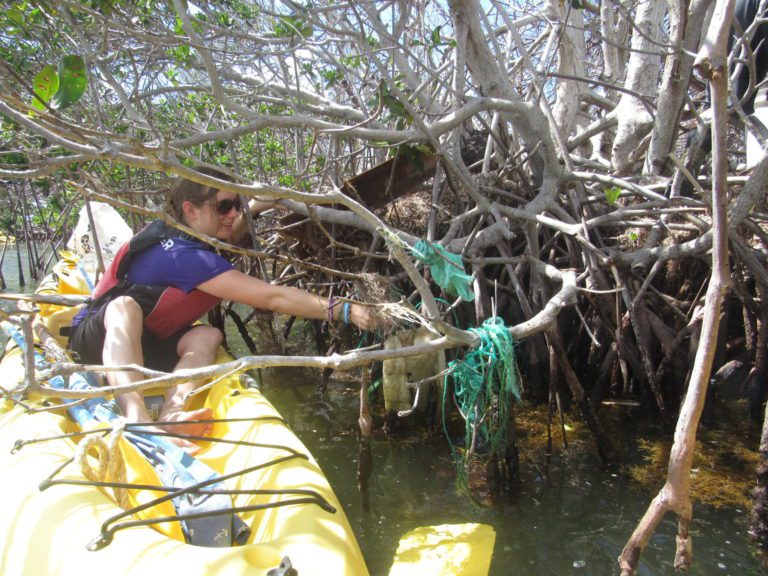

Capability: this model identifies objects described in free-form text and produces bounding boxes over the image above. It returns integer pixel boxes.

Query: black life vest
[89,220,197,306]
[76,220,223,339]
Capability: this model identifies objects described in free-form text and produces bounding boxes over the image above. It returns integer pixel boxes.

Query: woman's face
[186,190,241,241]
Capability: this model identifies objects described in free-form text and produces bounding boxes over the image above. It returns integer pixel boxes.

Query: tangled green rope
[410,239,475,302]
[442,317,520,487]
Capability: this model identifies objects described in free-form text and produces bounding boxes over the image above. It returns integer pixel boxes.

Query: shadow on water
[3,247,766,576]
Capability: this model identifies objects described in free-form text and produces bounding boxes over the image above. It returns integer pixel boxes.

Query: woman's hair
[166,165,234,221]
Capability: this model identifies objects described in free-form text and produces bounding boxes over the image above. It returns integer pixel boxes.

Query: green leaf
[7,7,25,28]
[431,26,441,45]
[321,68,342,88]
[4,151,28,165]
[273,15,312,38]
[30,64,59,114]
[216,11,233,27]
[604,186,621,206]
[50,55,87,110]
[167,44,192,64]
[90,0,121,16]
[340,55,361,68]
[383,93,408,118]
[570,0,583,8]
[301,62,315,78]
[278,174,295,187]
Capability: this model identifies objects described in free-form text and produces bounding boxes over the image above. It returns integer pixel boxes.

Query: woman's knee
[104,297,143,331]
[177,325,223,355]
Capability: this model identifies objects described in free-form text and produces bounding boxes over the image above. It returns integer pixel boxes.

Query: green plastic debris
[410,239,475,302]
[443,317,520,489]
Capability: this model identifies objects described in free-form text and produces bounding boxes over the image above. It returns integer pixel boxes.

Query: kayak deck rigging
[12,414,338,551]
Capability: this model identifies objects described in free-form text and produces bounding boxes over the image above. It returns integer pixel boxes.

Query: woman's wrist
[324,298,370,331]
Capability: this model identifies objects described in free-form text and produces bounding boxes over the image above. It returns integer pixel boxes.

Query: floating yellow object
[388,523,496,576]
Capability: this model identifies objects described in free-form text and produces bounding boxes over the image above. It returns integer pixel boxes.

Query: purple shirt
[126,237,233,292]
[74,233,235,339]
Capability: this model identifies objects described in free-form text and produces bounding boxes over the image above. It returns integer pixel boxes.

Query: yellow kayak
[0,256,369,576]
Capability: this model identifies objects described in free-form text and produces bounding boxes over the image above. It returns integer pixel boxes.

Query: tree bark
[618,2,735,572]
[645,0,712,174]
[545,1,587,139]
[611,0,667,173]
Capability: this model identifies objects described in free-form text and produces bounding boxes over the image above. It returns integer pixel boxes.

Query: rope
[380,233,474,301]
[442,317,520,487]
[76,419,130,510]
[409,239,475,302]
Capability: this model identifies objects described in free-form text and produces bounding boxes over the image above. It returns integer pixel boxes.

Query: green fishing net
[442,316,520,487]
[410,239,475,302]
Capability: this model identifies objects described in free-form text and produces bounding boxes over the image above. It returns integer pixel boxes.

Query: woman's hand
[349,303,374,331]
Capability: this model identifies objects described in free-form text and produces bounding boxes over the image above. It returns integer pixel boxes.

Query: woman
[69,168,373,452]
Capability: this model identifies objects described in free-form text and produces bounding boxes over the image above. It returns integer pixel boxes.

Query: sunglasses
[209,197,243,215]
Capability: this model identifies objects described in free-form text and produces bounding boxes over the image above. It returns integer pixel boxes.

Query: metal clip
[267,556,298,576]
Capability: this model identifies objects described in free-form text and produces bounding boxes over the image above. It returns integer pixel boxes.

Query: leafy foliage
[30,65,58,113]
[604,186,621,206]
[50,56,88,110]
[397,144,433,171]
[273,14,313,39]
[27,56,88,112]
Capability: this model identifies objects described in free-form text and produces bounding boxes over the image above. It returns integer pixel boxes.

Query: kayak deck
[0,347,369,575]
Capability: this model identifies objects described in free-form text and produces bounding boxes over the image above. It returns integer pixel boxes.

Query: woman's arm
[197,269,373,330]
[231,197,281,244]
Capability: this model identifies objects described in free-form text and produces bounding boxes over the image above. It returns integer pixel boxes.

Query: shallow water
[261,372,765,576]
[2,246,766,576]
